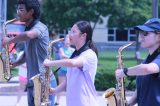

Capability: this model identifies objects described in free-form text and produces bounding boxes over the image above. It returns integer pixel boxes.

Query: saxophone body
[31,38,64,106]
[103,42,135,106]
[0,18,16,82]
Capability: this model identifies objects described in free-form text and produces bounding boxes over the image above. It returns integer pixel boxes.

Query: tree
[7,0,17,20]
[41,0,155,32]
[41,0,110,33]
[7,0,159,32]
[107,0,152,28]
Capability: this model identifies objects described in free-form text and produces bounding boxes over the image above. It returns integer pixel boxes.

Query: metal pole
[152,0,159,18]
[5,0,7,21]
[0,0,2,51]
[0,0,7,51]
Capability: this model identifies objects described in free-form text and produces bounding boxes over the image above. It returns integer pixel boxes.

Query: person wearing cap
[115,18,160,106]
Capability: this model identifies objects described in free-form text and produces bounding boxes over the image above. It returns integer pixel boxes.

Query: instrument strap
[144,47,160,77]
[25,19,39,31]
[9,43,17,53]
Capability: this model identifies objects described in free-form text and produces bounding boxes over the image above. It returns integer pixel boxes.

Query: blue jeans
[49,75,57,106]
[27,86,35,106]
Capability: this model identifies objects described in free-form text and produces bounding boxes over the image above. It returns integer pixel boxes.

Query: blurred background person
[15,43,27,106]
[55,34,74,105]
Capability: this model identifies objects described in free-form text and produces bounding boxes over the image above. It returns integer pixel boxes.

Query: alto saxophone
[0,18,16,81]
[31,38,64,106]
[103,42,135,106]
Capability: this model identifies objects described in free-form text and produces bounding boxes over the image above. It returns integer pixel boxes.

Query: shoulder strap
[25,19,39,31]
[144,47,160,77]
[70,43,89,59]
[144,47,160,64]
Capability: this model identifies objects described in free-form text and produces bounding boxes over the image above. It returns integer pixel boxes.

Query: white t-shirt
[66,49,99,106]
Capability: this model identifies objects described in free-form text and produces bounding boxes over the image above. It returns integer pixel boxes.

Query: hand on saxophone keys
[115,68,126,81]
[49,87,56,94]
[43,58,52,67]
[2,37,11,46]
[10,61,16,68]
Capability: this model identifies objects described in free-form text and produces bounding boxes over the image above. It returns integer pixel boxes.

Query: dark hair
[17,0,40,19]
[75,21,98,57]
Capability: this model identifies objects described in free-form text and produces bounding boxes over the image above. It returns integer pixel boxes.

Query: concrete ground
[0,77,137,106]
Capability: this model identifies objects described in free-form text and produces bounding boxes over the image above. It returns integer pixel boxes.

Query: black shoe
[54,102,59,105]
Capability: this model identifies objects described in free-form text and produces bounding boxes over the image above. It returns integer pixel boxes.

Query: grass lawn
[10,50,148,90]
[98,50,147,71]
[11,50,148,76]
[96,50,148,90]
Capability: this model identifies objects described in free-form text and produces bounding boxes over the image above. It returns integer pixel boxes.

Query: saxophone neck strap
[70,43,89,59]
[144,47,160,64]
[25,19,39,31]
[144,47,160,78]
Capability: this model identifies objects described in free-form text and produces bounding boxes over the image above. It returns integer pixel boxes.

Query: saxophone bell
[103,88,115,98]
[103,88,117,106]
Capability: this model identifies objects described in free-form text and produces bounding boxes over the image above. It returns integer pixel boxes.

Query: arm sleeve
[31,23,48,39]
[152,55,160,71]
[79,50,97,73]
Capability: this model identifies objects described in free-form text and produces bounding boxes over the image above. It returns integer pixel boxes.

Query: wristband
[123,68,129,76]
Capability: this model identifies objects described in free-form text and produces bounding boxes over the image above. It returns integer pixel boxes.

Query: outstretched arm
[3,29,39,45]
[116,63,160,79]
[43,57,83,68]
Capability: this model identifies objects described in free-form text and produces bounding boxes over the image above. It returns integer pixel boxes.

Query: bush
[95,69,136,91]
[95,69,116,91]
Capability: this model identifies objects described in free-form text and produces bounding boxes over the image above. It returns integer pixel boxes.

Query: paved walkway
[0,77,136,106]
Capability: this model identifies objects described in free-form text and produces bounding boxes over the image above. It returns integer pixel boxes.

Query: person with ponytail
[43,21,99,106]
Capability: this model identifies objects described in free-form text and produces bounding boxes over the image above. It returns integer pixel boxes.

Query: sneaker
[15,103,19,106]
[54,102,59,105]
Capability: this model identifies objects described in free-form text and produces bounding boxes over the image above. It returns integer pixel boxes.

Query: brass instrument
[103,42,135,106]
[0,18,16,81]
[31,38,64,106]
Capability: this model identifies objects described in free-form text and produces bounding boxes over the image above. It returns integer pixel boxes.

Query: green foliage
[95,59,137,91]
[7,0,160,31]
[41,0,110,32]
[108,0,152,28]
[7,0,17,20]
[11,68,18,76]
[95,51,147,90]
[95,68,116,90]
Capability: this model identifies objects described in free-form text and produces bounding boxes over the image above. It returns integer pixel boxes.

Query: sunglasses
[139,31,160,36]
[139,31,149,36]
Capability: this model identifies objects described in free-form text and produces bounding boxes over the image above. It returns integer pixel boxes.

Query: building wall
[91,16,109,43]
[91,16,136,43]
[93,28,108,43]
